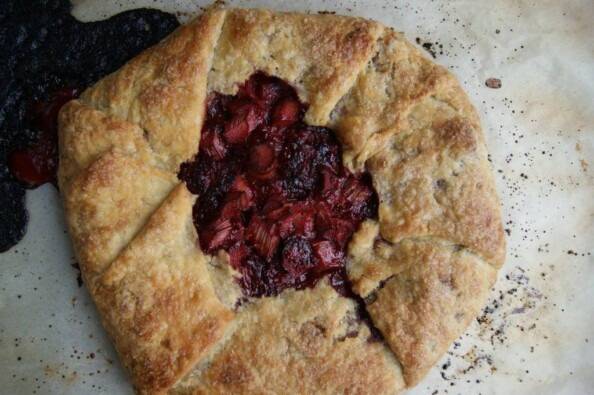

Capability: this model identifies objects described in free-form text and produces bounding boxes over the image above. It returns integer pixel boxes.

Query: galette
[57,5,505,394]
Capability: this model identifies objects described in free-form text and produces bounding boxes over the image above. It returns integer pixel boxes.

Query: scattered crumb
[486,78,502,89]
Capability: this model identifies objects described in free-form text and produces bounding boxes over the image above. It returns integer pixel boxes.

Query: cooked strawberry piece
[313,203,356,247]
[320,167,344,204]
[218,197,242,219]
[320,218,355,248]
[253,166,277,182]
[222,175,254,211]
[241,75,259,99]
[179,72,379,297]
[271,97,301,127]
[206,93,231,121]
[258,81,284,105]
[223,116,250,144]
[249,144,275,173]
[200,129,227,160]
[342,177,372,211]
[292,211,315,238]
[226,97,250,113]
[230,175,250,191]
[224,98,267,144]
[229,99,264,130]
[313,203,333,230]
[262,199,291,221]
[246,216,279,260]
[278,206,315,239]
[243,72,285,106]
[312,240,344,270]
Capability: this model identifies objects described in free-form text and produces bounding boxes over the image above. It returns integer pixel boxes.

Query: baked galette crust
[58,6,505,394]
[173,280,405,395]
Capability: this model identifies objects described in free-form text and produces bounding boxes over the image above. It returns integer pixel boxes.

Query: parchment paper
[1,1,592,394]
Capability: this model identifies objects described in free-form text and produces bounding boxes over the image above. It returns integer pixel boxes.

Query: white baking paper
[1,1,593,394]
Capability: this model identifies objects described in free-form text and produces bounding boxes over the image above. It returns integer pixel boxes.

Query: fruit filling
[179,72,378,297]
[8,88,80,188]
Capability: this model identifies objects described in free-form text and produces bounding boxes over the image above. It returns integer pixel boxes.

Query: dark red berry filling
[179,72,378,297]
[8,88,80,188]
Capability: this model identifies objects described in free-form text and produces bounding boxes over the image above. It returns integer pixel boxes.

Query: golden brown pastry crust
[346,222,496,386]
[62,150,178,286]
[57,100,155,191]
[172,281,405,395]
[208,8,383,126]
[330,29,452,167]
[57,5,505,394]
[80,9,226,171]
[366,100,505,266]
[364,244,495,387]
[94,185,234,394]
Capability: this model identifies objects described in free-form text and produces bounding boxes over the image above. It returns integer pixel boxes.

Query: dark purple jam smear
[179,72,379,297]
[8,87,80,188]
[0,0,179,252]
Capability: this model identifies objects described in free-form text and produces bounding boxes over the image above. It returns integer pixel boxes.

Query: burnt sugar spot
[415,37,444,59]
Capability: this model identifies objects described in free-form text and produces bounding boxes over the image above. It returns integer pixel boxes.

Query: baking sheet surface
[1,1,593,394]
